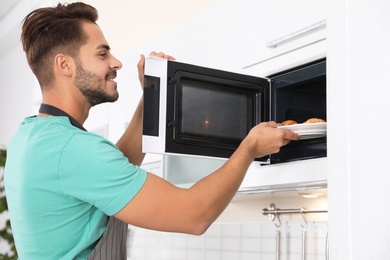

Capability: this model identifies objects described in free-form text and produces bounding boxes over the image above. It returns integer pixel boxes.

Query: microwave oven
[142,56,326,164]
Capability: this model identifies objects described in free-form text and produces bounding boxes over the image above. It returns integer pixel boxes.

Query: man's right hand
[241,121,301,159]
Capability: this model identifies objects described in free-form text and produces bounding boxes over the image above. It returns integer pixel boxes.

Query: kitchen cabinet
[227,0,327,76]
[163,0,326,76]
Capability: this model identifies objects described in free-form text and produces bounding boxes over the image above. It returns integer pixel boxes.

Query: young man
[4,2,299,259]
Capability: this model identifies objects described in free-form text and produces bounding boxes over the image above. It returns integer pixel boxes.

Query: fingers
[260,121,300,141]
[149,51,176,60]
[280,130,300,148]
[137,51,175,89]
[259,121,278,128]
[246,121,301,158]
[281,129,301,141]
[137,54,145,74]
[137,54,146,88]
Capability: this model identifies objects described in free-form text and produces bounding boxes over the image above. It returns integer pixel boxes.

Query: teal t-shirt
[4,116,147,259]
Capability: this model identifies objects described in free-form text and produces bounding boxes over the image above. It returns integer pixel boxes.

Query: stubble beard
[74,62,119,107]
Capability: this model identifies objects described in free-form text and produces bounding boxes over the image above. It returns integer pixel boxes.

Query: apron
[39,104,128,259]
[87,216,128,260]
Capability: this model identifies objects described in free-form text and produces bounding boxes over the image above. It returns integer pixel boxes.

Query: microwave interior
[266,59,327,163]
[165,62,269,158]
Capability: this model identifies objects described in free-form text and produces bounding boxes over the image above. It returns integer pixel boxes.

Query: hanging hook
[275,213,281,260]
[265,203,281,228]
[300,208,307,260]
[300,208,307,228]
[275,213,281,228]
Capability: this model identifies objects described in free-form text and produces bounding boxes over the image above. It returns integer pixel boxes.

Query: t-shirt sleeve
[57,133,147,216]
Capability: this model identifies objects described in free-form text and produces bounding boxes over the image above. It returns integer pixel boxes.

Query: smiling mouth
[106,71,117,82]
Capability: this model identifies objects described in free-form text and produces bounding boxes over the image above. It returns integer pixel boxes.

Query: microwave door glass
[178,80,252,146]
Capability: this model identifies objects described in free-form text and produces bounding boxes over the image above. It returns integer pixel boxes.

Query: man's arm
[115,121,299,235]
[116,98,145,166]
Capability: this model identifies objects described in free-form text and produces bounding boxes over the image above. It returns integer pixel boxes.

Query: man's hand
[242,121,301,159]
[137,51,176,89]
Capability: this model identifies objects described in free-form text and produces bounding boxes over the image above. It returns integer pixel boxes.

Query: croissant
[281,119,298,126]
[303,118,326,124]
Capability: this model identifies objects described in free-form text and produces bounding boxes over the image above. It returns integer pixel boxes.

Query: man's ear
[54,54,74,77]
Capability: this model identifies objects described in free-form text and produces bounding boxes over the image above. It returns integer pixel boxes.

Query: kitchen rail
[262,203,327,221]
[264,203,329,260]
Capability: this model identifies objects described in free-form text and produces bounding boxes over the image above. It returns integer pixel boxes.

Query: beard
[74,62,119,107]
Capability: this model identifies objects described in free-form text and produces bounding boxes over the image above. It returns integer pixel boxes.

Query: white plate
[278,122,327,140]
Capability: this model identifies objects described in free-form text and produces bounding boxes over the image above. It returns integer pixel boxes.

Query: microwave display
[142,57,326,164]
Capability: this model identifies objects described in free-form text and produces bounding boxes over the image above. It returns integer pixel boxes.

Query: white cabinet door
[146,0,326,75]
[235,0,327,76]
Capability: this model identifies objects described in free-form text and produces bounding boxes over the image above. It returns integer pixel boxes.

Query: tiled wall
[127,221,328,260]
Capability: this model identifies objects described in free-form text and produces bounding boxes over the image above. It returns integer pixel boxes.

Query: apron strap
[88,216,128,260]
[39,103,87,131]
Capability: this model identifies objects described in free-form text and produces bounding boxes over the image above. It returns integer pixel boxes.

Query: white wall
[0,0,46,147]
[128,221,329,260]
[0,41,35,146]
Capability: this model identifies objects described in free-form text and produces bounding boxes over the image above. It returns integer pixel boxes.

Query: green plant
[0,149,17,259]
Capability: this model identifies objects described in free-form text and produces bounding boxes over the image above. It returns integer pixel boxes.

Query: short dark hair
[21,2,98,88]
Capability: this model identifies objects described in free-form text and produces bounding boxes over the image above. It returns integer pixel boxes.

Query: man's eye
[99,53,107,58]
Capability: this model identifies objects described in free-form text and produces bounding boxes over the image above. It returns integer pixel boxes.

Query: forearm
[115,143,255,236]
[187,139,255,231]
[116,98,145,166]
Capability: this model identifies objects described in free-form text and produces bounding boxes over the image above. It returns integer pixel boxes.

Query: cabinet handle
[266,19,326,48]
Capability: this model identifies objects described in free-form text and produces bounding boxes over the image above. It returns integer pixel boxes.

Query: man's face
[74,22,122,107]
